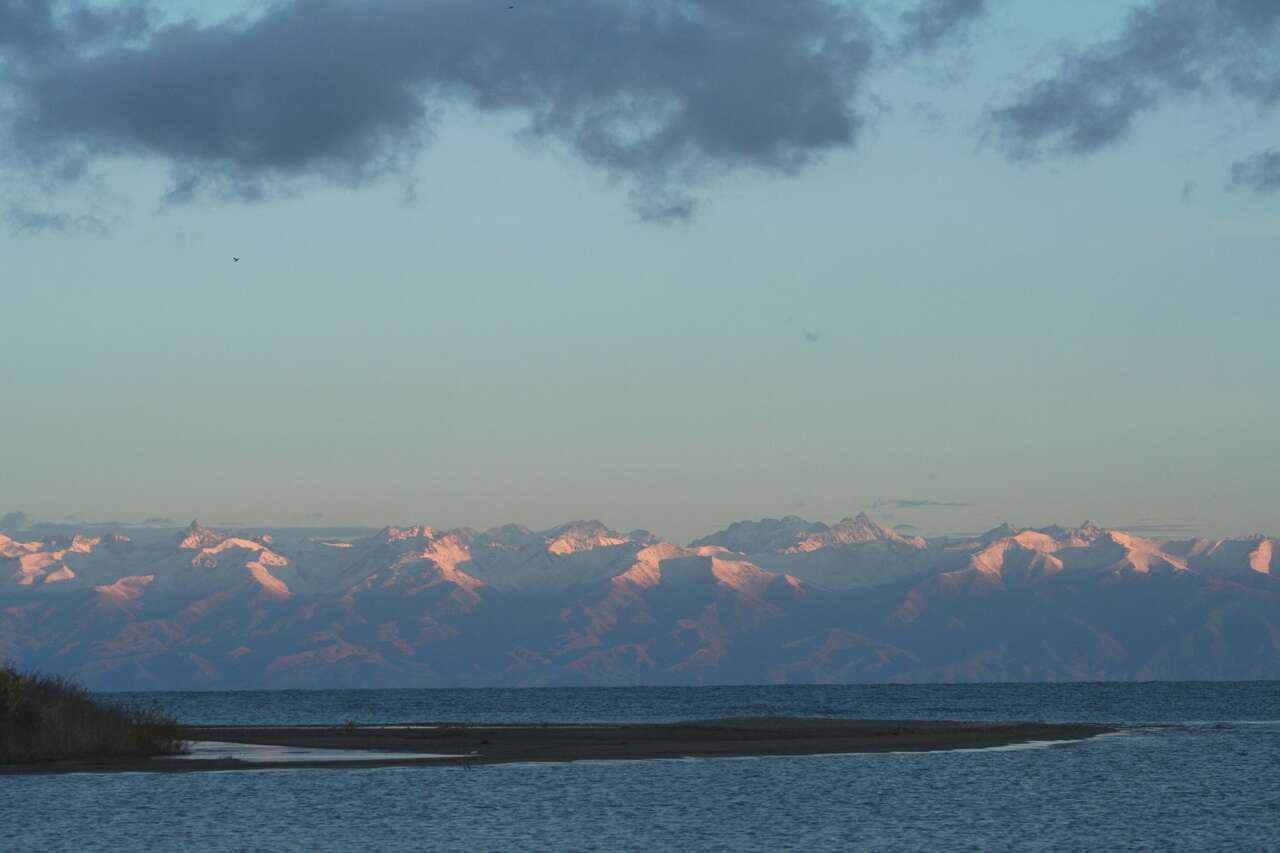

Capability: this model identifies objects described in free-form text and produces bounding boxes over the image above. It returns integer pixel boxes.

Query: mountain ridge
[1,515,1276,688]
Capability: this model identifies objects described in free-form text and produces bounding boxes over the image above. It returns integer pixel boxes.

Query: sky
[2,0,1278,542]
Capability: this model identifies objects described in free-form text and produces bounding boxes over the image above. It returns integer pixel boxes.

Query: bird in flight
[232,257,240,262]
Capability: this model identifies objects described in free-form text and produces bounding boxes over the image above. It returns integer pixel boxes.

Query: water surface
[4,683,1276,852]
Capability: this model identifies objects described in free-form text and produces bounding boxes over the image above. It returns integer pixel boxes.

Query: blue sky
[2,0,1278,541]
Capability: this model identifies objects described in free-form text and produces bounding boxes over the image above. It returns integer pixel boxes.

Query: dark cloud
[1230,148,1280,193]
[630,187,698,225]
[0,0,150,55]
[987,0,1280,160]
[0,0,59,51]
[1,0,886,219]
[5,203,106,235]
[872,498,970,510]
[897,0,986,55]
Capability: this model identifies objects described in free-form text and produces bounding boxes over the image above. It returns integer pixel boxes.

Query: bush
[0,666,185,764]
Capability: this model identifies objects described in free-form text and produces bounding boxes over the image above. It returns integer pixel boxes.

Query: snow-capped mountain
[1,516,1276,688]
[691,512,922,554]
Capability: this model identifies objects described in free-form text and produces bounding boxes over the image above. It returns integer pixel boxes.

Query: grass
[0,666,185,764]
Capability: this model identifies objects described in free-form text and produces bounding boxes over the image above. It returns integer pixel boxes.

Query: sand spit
[0,717,1117,775]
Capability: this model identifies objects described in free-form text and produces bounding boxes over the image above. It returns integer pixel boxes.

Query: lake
[3,683,1277,851]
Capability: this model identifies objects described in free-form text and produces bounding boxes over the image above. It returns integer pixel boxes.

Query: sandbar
[0,717,1117,775]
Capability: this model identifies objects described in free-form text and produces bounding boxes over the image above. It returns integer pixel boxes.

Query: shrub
[0,666,185,764]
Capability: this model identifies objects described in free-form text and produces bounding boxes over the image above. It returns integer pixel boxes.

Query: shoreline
[0,717,1117,775]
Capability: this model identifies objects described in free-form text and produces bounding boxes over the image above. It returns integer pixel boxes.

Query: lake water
[3,683,1278,851]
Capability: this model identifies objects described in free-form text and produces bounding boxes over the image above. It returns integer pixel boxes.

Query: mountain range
[2,514,1276,689]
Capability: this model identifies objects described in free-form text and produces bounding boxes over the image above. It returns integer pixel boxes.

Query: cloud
[897,0,986,55]
[986,0,1280,160]
[0,0,150,55]
[1,0,887,220]
[911,101,946,132]
[5,203,106,235]
[630,187,698,225]
[1230,149,1280,193]
[1112,522,1200,535]
[872,498,970,510]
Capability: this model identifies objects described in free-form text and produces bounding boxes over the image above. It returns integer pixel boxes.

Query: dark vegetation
[0,666,184,764]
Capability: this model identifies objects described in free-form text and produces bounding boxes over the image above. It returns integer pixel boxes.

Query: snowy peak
[13,551,72,586]
[834,512,894,541]
[1104,531,1188,574]
[372,521,635,556]
[543,521,630,555]
[67,534,101,554]
[463,529,656,591]
[0,532,42,558]
[960,523,1199,579]
[480,523,537,548]
[965,537,1064,581]
[693,512,919,555]
[613,541,687,588]
[1162,536,1274,577]
[1249,539,1274,575]
[350,542,485,597]
[1075,520,1106,542]
[977,522,1021,543]
[379,524,438,543]
[191,537,284,562]
[186,537,293,598]
[179,520,226,550]
[95,575,155,605]
[976,521,1110,550]
[787,513,924,551]
[1029,521,1108,546]
[419,533,479,586]
[690,515,825,553]
[8,538,99,586]
[709,556,789,598]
